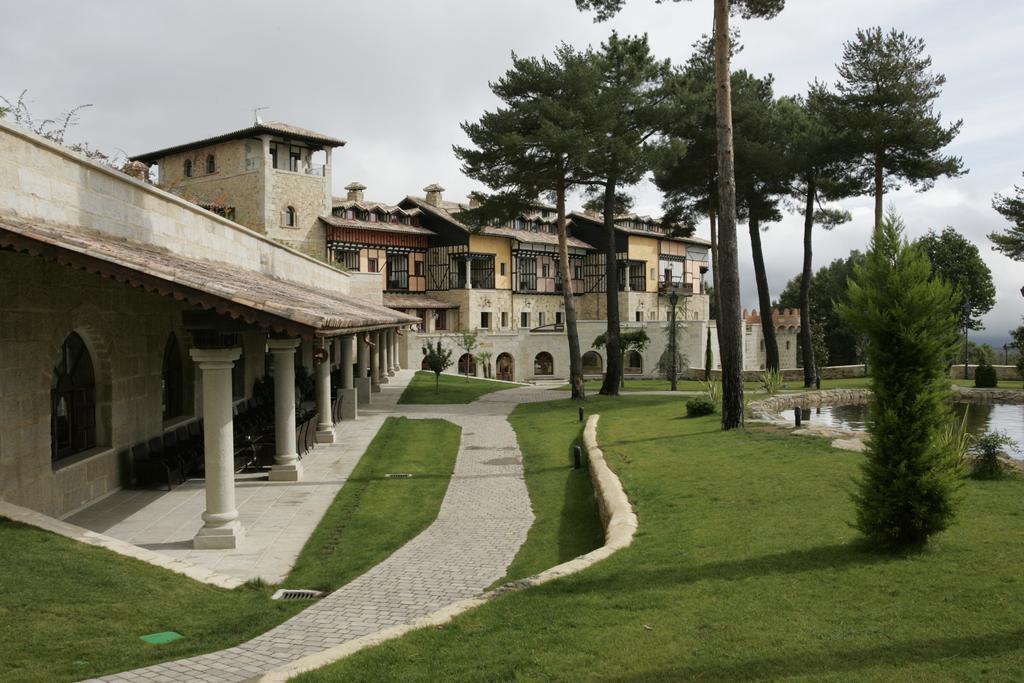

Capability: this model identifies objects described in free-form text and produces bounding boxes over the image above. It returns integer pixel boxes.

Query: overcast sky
[3,0,1021,345]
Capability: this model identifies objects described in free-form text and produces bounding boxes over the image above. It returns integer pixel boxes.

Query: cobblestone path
[90,383,555,683]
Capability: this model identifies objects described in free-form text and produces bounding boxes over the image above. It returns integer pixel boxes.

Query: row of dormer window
[337,208,416,226]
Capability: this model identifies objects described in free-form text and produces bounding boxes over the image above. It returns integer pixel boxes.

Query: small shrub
[686,397,715,417]
[974,361,997,388]
[702,379,722,406]
[935,409,972,469]
[760,369,783,396]
[970,431,1017,479]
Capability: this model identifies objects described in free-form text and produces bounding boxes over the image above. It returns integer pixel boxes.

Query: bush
[760,368,783,396]
[974,361,997,388]
[685,397,715,417]
[970,431,1017,479]
[838,214,963,549]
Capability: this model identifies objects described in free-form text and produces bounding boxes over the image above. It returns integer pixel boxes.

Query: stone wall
[266,169,329,259]
[154,139,265,233]
[950,364,1022,381]
[0,121,351,294]
[0,250,278,518]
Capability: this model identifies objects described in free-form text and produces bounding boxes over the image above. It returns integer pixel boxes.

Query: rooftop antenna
[253,106,269,125]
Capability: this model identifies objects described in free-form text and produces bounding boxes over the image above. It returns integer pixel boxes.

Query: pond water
[778,403,1024,459]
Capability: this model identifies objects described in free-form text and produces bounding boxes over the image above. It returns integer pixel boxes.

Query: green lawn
[0,518,304,682]
[499,401,604,583]
[399,371,521,404]
[284,417,460,591]
[299,394,1024,681]
[0,416,461,682]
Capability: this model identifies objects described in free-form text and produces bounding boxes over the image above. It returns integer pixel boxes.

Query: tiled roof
[383,293,459,310]
[569,211,712,247]
[130,121,346,163]
[320,215,433,236]
[405,196,593,249]
[0,215,416,336]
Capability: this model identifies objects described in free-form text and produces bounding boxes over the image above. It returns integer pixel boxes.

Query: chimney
[467,193,481,209]
[424,183,445,207]
[345,181,366,202]
[126,161,150,182]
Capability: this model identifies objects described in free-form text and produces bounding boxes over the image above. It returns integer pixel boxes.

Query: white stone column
[339,334,357,420]
[268,338,303,482]
[315,340,335,444]
[392,328,401,371]
[190,347,244,549]
[370,332,382,392]
[376,330,388,384]
[357,334,371,403]
[465,258,473,290]
[386,328,395,376]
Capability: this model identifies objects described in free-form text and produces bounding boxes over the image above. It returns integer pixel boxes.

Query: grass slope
[0,416,461,682]
[399,371,520,405]
[499,401,604,583]
[285,417,460,591]
[299,395,1024,682]
[0,518,303,682]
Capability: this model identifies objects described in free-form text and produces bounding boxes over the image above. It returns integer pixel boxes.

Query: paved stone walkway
[89,381,555,683]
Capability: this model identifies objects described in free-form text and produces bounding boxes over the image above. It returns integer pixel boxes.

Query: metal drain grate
[385,473,413,479]
[271,589,324,601]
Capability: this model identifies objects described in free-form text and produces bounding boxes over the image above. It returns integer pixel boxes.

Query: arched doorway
[533,352,553,376]
[625,350,643,374]
[582,350,603,375]
[51,332,97,462]
[421,355,432,371]
[458,353,477,376]
[496,353,514,381]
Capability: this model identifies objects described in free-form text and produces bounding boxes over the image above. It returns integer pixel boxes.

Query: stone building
[131,121,343,258]
[0,120,414,548]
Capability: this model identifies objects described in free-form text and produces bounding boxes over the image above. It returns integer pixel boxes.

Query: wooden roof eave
[0,231,409,339]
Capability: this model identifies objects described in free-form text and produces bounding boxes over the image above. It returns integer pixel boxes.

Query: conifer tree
[455,45,598,399]
[826,28,965,229]
[777,89,857,385]
[838,214,962,549]
[582,33,674,396]
[576,0,786,428]
[991,175,1024,262]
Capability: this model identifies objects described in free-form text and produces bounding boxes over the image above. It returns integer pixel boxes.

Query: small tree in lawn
[455,329,479,379]
[422,340,453,394]
[838,213,962,549]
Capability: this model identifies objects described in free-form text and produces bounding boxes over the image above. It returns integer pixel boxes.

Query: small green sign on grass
[139,631,183,645]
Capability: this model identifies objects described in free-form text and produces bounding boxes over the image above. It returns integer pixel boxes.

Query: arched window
[51,332,97,462]
[162,334,184,421]
[625,350,643,374]
[183,159,193,178]
[206,154,216,174]
[282,206,296,227]
[534,352,554,376]
[582,351,603,374]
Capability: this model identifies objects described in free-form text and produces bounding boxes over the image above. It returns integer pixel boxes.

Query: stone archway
[496,353,514,381]
[582,350,603,375]
[458,353,477,376]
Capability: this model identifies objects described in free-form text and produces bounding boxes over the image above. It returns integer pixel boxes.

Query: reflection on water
[779,403,1024,459]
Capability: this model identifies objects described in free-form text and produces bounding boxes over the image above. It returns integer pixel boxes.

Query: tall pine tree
[577,0,786,428]
[826,27,965,229]
[991,175,1024,262]
[455,45,599,399]
[582,33,674,396]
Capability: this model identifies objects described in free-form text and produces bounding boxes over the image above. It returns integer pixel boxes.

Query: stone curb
[248,413,637,682]
[0,500,245,590]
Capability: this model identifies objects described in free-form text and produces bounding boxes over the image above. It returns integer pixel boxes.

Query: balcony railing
[658,279,696,295]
